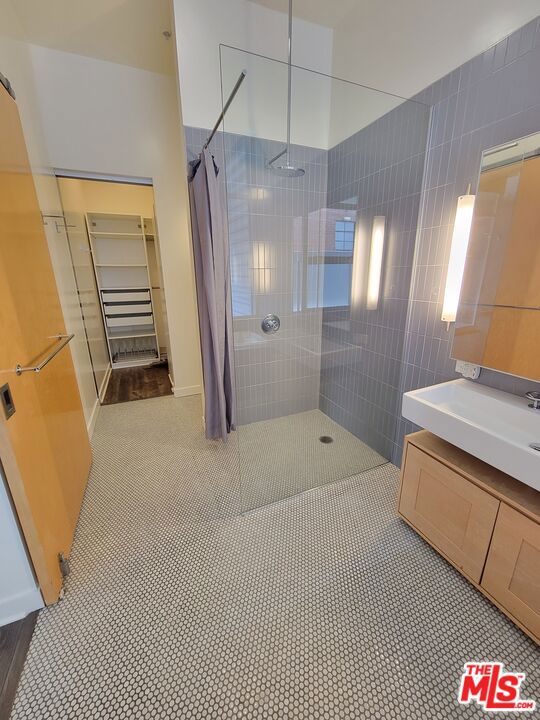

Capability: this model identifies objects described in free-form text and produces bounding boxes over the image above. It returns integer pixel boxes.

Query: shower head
[267,162,305,177]
[267,147,305,177]
[265,0,305,179]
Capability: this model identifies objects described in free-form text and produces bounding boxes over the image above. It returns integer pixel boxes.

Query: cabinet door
[482,504,540,641]
[399,444,499,582]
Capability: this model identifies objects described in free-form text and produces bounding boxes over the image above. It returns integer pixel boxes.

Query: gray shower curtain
[188,148,236,440]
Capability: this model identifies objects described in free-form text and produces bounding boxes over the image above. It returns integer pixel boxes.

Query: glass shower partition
[219,46,430,512]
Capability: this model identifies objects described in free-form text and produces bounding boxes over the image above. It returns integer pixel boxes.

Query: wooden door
[482,503,540,641]
[0,84,91,604]
[399,444,499,582]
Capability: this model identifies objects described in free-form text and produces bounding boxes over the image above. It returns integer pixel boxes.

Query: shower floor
[239,409,387,511]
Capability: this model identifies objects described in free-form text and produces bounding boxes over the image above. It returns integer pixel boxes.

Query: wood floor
[103,364,172,405]
[0,613,37,718]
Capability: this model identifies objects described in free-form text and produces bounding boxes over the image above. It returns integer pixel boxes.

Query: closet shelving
[86,212,160,369]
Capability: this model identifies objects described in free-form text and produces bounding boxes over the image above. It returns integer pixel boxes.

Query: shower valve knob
[261,314,280,334]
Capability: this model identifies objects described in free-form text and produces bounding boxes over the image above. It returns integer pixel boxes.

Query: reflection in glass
[453,131,540,381]
[219,44,431,510]
[366,216,386,310]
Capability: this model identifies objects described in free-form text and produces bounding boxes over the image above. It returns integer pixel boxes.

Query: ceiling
[248,0,540,97]
[7,0,174,74]
[247,0,357,29]
[5,0,540,103]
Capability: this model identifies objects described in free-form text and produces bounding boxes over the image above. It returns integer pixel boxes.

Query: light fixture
[350,222,366,309]
[441,188,475,323]
[366,216,385,310]
[252,242,275,293]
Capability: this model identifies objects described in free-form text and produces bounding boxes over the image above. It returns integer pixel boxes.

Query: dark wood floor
[0,612,37,718]
[102,364,173,405]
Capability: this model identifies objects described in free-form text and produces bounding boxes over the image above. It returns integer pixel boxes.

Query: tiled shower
[185,19,540,510]
[185,128,330,425]
[183,46,434,509]
[321,100,430,459]
[224,136,330,425]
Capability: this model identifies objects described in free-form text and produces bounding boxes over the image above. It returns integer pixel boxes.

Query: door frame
[54,171,167,399]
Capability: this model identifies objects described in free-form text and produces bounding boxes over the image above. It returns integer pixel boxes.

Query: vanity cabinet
[399,444,499,582]
[399,431,540,644]
[482,504,540,640]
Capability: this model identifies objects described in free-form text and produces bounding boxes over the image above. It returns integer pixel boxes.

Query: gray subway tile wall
[186,14,540,468]
[393,15,540,464]
[320,100,431,459]
[185,127,328,424]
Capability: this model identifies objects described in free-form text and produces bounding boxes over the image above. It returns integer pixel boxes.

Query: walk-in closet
[57,177,172,405]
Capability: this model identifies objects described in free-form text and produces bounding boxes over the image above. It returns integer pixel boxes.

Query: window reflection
[300,210,356,310]
[335,220,355,252]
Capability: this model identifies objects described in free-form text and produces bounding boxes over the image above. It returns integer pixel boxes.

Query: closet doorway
[56,175,172,405]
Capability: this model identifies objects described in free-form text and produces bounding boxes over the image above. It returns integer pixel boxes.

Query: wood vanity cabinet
[482,504,540,640]
[399,431,540,644]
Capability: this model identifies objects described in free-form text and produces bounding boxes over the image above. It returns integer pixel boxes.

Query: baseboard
[173,384,201,398]
[98,364,112,403]
[87,398,101,439]
[0,588,43,628]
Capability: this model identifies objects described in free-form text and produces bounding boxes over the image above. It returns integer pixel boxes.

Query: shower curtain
[188,148,236,440]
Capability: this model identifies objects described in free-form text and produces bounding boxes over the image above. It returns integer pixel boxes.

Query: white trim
[87,398,101,439]
[0,587,43,628]
[54,168,152,186]
[98,364,112,403]
[173,384,201,398]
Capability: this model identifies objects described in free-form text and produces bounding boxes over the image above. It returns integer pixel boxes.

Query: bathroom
[0,1,539,718]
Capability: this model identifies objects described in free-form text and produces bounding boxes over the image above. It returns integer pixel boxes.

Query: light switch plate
[455,360,481,379]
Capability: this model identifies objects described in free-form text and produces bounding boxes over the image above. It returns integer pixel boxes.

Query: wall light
[350,218,367,310]
[441,190,475,323]
[366,216,385,310]
[252,242,275,293]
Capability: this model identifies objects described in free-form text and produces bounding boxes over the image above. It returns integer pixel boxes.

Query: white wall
[28,44,202,397]
[173,0,333,148]
[172,0,405,149]
[0,469,43,626]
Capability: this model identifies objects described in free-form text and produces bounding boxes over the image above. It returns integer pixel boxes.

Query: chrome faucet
[526,390,540,410]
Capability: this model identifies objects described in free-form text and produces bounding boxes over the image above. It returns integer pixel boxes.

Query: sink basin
[402,379,540,491]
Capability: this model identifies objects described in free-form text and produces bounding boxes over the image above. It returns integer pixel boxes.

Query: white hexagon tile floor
[10,395,540,719]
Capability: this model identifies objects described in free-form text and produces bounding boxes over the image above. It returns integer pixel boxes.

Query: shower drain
[529,443,540,452]
[319,435,334,444]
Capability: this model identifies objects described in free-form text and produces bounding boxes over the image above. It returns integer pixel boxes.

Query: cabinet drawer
[482,504,540,641]
[399,444,499,582]
[102,290,150,303]
[105,303,152,316]
[106,314,153,328]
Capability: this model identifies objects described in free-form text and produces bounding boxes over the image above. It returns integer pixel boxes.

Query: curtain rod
[203,70,246,150]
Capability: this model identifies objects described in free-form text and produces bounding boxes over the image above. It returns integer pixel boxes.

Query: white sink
[402,379,540,492]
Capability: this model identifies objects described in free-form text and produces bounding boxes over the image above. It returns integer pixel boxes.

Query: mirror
[452,131,540,381]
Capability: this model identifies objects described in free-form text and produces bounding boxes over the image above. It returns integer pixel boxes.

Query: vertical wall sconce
[350,226,365,309]
[366,216,385,310]
[441,189,475,323]
[252,242,275,293]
